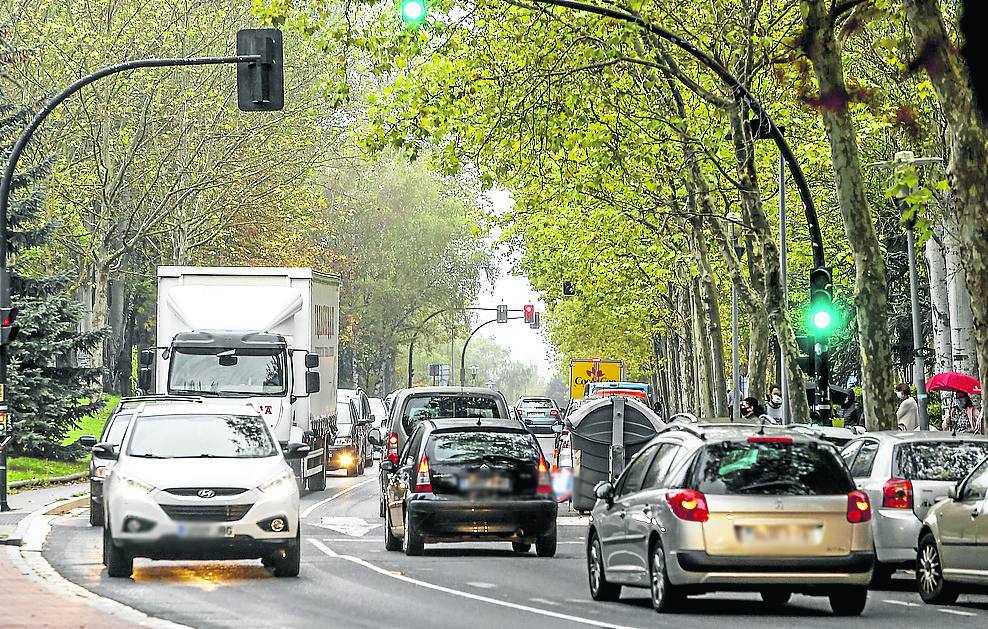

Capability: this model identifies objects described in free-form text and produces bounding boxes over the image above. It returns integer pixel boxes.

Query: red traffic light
[523,304,535,324]
[1,307,16,327]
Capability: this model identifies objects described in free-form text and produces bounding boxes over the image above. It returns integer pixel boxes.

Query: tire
[103,523,133,578]
[587,533,621,601]
[384,508,402,551]
[89,495,103,527]
[403,509,424,556]
[357,458,365,476]
[917,532,959,605]
[512,541,532,553]
[649,538,684,613]
[379,494,386,518]
[345,461,357,477]
[536,526,557,558]
[870,562,896,589]
[829,586,868,616]
[272,530,301,578]
[760,590,792,607]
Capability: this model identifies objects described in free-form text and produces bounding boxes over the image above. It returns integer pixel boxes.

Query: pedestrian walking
[944,391,983,434]
[765,384,784,422]
[740,397,765,421]
[895,383,919,431]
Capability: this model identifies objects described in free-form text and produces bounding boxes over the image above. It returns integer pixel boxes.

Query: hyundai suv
[587,423,874,615]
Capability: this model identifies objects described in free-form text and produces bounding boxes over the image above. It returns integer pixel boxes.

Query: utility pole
[779,151,790,425]
[728,213,741,421]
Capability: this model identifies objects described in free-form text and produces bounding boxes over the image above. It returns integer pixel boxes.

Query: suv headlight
[259,470,296,497]
[116,474,155,497]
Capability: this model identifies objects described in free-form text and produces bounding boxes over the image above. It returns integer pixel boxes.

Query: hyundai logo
[197,489,216,499]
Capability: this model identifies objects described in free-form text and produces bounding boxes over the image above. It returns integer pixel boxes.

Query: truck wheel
[104,523,133,578]
[273,530,301,577]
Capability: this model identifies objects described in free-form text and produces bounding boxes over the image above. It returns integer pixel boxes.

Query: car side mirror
[551,421,564,434]
[283,442,310,460]
[367,428,382,447]
[305,371,320,394]
[92,442,118,460]
[305,353,319,369]
[594,481,615,503]
[379,460,396,473]
[79,434,98,448]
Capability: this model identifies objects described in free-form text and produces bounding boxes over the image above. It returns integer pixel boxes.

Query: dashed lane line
[300,479,376,518]
[308,539,639,629]
[938,609,977,617]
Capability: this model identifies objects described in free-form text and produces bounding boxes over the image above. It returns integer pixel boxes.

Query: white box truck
[139,267,340,491]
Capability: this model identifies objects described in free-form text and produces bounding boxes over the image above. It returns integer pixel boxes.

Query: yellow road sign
[569,359,623,400]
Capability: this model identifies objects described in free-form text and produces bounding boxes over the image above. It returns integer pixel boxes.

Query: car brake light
[550,409,559,417]
[746,436,793,443]
[415,456,432,493]
[387,432,399,465]
[537,456,552,495]
[882,478,913,509]
[666,489,709,522]
[847,490,872,523]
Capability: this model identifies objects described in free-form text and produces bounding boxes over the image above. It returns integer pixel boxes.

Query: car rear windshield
[520,399,553,409]
[694,440,854,496]
[894,441,988,481]
[401,395,502,433]
[428,430,537,464]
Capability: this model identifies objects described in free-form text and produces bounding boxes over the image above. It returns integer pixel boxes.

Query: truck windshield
[168,347,287,396]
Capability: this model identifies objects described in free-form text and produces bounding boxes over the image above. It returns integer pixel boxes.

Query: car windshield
[103,413,133,446]
[694,440,854,496]
[428,430,536,464]
[894,441,988,481]
[127,414,279,458]
[336,401,354,435]
[168,347,287,396]
[401,395,502,434]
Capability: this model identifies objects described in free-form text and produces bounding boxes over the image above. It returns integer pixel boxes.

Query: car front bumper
[407,497,557,543]
[325,446,358,470]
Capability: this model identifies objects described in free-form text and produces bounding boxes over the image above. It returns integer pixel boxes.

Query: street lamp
[727,211,742,422]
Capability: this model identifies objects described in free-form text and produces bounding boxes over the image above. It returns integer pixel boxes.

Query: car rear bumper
[524,421,557,434]
[670,550,874,586]
[407,497,557,542]
[872,508,922,565]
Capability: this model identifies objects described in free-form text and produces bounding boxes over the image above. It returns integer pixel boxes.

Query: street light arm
[525,0,825,268]
[459,316,525,386]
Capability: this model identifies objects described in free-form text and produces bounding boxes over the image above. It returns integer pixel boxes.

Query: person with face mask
[765,384,784,422]
[944,391,983,434]
[894,383,918,431]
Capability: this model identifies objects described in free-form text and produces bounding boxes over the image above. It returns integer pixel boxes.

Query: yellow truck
[569,358,624,400]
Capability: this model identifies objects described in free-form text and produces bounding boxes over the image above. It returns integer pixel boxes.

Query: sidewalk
[1,483,136,628]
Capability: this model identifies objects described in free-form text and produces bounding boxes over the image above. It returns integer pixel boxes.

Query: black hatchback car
[380,419,558,556]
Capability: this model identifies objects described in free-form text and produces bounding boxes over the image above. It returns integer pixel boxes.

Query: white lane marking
[322,538,380,543]
[468,581,497,589]
[938,609,977,617]
[311,517,380,536]
[883,600,921,607]
[556,516,590,526]
[529,597,560,607]
[308,540,639,629]
[300,479,376,518]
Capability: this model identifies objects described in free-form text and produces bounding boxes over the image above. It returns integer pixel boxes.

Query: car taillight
[387,432,399,465]
[415,456,432,493]
[537,456,552,495]
[882,478,913,509]
[847,490,872,523]
[550,409,559,417]
[666,489,709,522]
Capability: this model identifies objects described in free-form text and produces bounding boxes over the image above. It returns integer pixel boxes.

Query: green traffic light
[400,0,427,25]
[811,309,832,331]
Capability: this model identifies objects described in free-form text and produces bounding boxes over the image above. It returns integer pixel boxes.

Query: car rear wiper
[733,479,804,493]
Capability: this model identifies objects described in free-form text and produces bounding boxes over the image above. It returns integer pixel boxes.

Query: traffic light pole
[0,53,264,512]
[459,316,524,386]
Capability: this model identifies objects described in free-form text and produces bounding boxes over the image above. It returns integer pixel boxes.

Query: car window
[401,395,502,434]
[615,445,657,497]
[894,441,988,481]
[642,444,682,489]
[428,430,536,464]
[401,426,425,465]
[960,458,988,502]
[840,441,862,466]
[848,440,879,477]
[694,440,855,496]
[102,412,133,446]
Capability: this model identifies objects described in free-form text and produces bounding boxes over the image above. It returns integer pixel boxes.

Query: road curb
[9,470,89,490]
[9,494,191,629]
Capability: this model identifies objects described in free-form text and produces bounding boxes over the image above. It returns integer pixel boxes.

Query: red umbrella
[926,372,982,395]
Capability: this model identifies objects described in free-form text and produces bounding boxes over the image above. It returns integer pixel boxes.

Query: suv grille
[164,488,248,497]
[160,504,253,522]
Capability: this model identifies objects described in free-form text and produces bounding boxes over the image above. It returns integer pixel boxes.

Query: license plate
[177,523,235,539]
[736,524,822,545]
[459,474,512,492]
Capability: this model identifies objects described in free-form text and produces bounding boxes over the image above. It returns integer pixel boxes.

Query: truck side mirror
[305,353,319,369]
[138,349,155,367]
[305,371,321,394]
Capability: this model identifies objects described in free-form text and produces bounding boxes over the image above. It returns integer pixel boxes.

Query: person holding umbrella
[944,391,983,434]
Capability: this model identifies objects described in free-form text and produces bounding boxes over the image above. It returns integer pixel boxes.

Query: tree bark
[944,207,978,377]
[800,0,898,430]
[679,287,697,416]
[926,226,953,425]
[690,280,715,419]
[689,216,729,417]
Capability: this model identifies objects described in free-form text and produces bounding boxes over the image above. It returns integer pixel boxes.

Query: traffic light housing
[400,0,428,26]
[808,266,836,334]
[795,334,816,379]
[562,281,575,297]
[496,304,508,324]
[236,29,284,112]
[530,312,541,330]
[523,304,535,324]
[0,307,18,346]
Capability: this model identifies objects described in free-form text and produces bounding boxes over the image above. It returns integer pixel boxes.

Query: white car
[97,400,309,578]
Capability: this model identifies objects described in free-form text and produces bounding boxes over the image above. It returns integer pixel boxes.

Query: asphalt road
[42,471,988,629]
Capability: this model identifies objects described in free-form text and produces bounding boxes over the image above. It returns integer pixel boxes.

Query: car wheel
[403,509,424,556]
[384,506,402,551]
[272,529,301,578]
[829,586,867,616]
[89,496,103,527]
[649,537,683,613]
[357,459,365,476]
[587,533,621,601]
[103,522,133,578]
[379,494,386,518]
[512,541,532,553]
[760,590,792,607]
[536,526,557,558]
[917,533,959,605]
